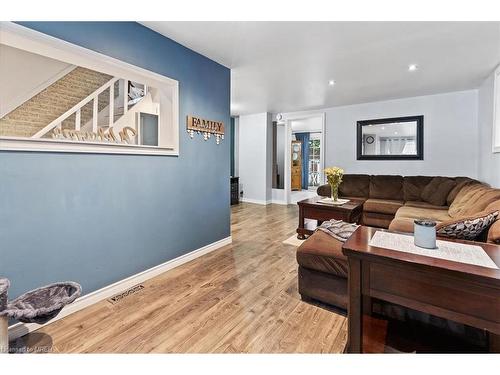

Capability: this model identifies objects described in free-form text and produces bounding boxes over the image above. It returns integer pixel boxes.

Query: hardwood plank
[22,202,347,353]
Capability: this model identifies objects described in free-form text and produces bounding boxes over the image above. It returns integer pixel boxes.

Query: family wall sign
[187,115,225,144]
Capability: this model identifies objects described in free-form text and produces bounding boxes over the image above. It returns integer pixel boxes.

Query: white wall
[323,90,479,178]
[291,116,323,133]
[265,112,273,201]
[0,44,72,117]
[478,71,500,187]
[276,123,285,189]
[238,112,273,203]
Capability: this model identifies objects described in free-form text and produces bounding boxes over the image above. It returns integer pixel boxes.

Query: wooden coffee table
[296,196,364,239]
[342,226,500,353]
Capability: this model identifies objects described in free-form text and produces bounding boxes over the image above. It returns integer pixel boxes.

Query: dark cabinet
[231,177,239,205]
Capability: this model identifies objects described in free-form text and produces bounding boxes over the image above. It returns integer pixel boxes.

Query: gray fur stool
[0,277,81,353]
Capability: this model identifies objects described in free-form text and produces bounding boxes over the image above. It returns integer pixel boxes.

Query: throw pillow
[436,211,499,240]
[421,177,456,206]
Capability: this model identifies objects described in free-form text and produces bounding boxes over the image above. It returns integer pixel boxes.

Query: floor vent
[107,284,145,304]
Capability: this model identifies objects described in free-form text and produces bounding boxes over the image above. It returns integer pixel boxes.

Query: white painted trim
[284,121,292,204]
[270,199,288,205]
[8,236,232,341]
[0,316,7,353]
[0,22,180,156]
[241,197,287,205]
[240,197,271,205]
[0,136,176,156]
[493,65,500,153]
[0,65,77,118]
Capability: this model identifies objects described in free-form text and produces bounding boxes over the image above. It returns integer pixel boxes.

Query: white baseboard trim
[240,197,271,205]
[8,236,232,341]
[271,200,288,205]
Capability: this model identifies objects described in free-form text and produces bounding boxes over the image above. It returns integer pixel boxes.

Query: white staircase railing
[32,77,127,139]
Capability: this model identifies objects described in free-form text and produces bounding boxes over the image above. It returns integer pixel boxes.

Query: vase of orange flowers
[324,167,344,202]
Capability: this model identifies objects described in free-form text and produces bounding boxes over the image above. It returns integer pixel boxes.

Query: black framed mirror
[357,115,424,160]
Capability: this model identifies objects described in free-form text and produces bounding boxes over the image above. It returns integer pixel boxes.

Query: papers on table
[368,231,498,269]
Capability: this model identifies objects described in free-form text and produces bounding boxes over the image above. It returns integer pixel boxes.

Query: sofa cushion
[403,176,433,201]
[448,183,484,216]
[340,196,367,203]
[404,201,449,210]
[388,217,418,233]
[449,184,500,218]
[317,184,330,197]
[395,206,453,222]
[369,175,404,200]
[296,230,348,278]
[363,198,404,215]
[339,174,371,198]
[482,201,500,244]
[446,177,477,205]
[420,177,456,206]
[488,220,500,244]
[436,211,499,241]
[362,212,393,229]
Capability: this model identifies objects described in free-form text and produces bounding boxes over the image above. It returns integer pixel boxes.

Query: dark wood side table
[342,226,500,353]
[296,196,363,239]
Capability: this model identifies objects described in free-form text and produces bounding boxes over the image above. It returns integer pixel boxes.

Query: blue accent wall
[0,22,231,299]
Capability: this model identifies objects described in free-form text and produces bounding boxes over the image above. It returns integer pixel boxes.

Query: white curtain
[380,137,415,155]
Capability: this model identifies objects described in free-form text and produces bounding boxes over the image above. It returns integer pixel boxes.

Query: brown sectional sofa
[316,174,500,243]
[298,174,500,310]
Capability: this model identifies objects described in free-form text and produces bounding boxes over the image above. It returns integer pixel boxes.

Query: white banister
[92,97,98,132]
[109,84,114,128]
[123,79,128,115]
[75,109,81,130]
[32,77,119,139]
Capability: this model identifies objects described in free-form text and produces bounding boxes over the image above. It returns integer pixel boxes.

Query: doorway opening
[272,112,325,204]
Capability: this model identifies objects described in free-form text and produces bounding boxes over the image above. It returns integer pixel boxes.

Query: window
[493,65,500,153]
[308,137,321,187]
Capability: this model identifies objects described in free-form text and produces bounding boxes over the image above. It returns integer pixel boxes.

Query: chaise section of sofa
[296,230,348,309]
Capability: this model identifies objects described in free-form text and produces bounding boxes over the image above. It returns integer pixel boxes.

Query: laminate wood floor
[21,203,347,353]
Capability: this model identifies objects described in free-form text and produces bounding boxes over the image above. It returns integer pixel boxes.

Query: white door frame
[280,110,326,205]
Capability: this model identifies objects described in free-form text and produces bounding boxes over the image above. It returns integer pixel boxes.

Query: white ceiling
[142,22,500,116]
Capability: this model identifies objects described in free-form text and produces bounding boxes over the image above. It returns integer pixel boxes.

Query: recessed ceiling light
[328,80,336,86]
[408,64,418,72]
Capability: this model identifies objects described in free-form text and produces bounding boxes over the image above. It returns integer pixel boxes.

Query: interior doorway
[272,112,326,205]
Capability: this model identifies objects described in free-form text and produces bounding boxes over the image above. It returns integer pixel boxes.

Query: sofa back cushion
[446,177,479,205]
[421,177,456,206]
[403,176,433,201]
[339,174,371,197]
[449,184,500,218]
[369,175,404,200]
